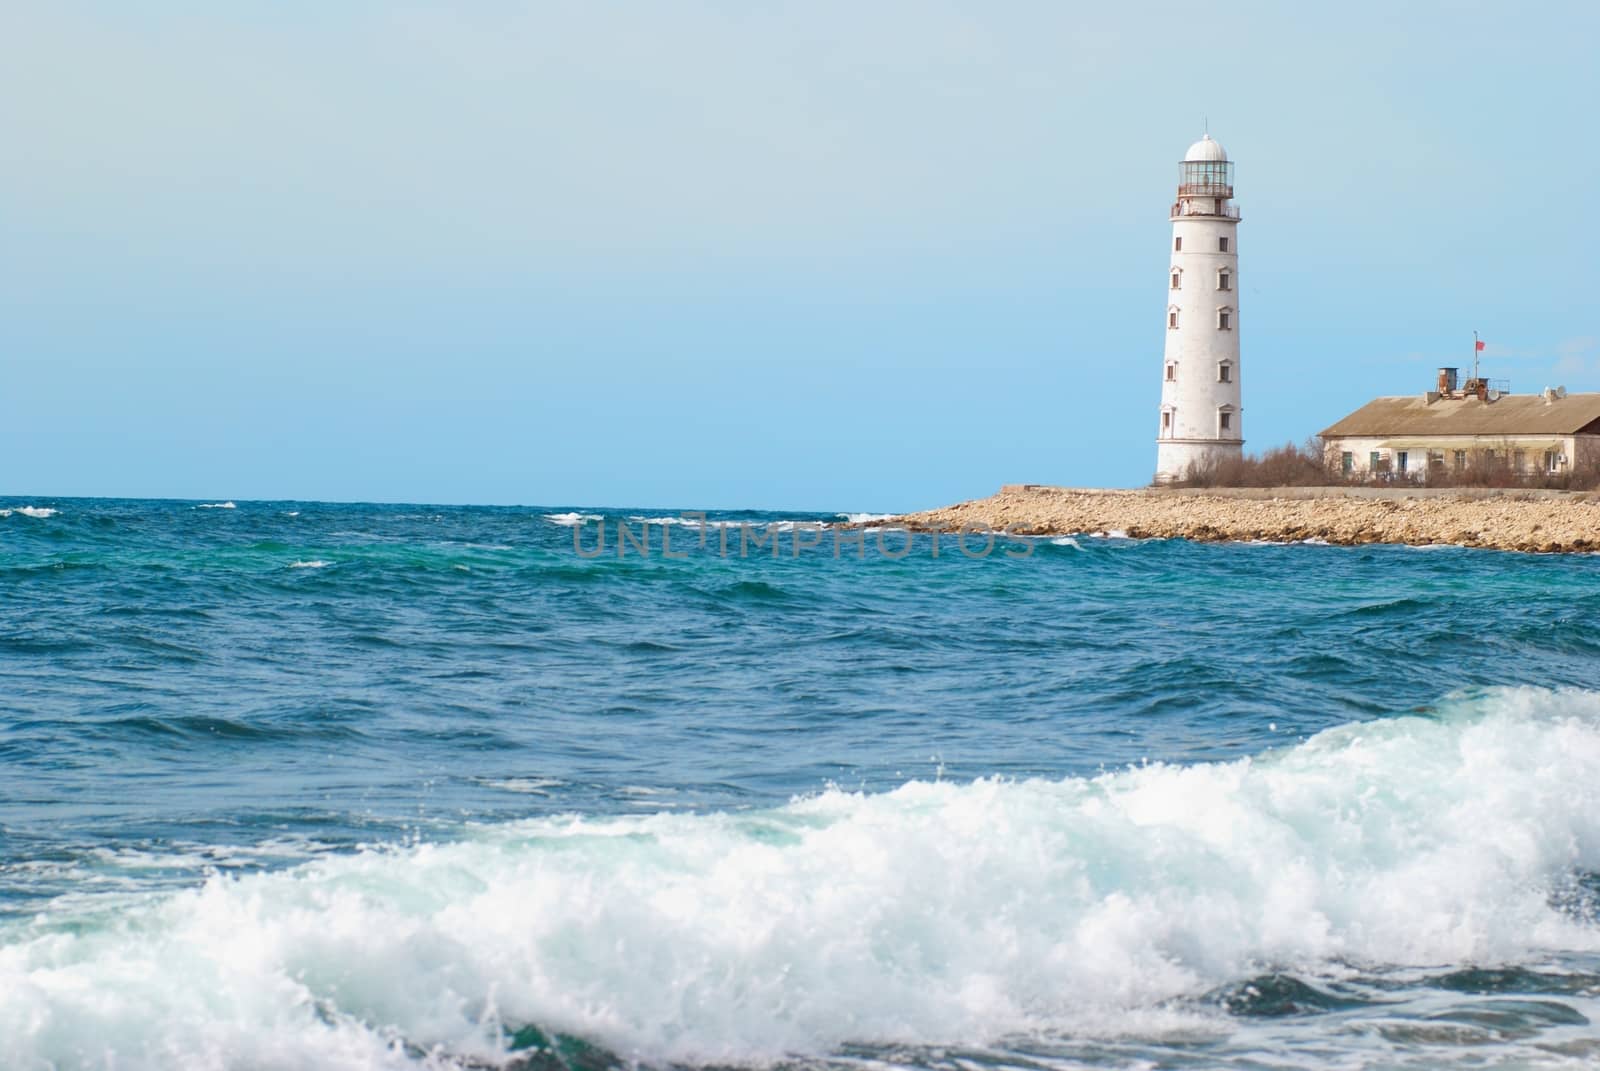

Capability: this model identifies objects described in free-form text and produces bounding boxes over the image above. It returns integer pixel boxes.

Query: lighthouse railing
[1170,201,1242,219]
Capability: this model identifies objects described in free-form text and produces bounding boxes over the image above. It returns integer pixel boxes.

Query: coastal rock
[889,487,1600,554]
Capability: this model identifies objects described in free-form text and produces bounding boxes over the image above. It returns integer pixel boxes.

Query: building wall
[1573,434,1600,472]
[1324,434,1589,480]
[1156,213,1242,481]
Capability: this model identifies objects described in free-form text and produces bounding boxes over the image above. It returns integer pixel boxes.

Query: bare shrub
[1413,452,1600,491]
[1172,438,1334,488]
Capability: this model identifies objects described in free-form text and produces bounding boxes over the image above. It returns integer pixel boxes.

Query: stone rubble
[889,486,1600,554]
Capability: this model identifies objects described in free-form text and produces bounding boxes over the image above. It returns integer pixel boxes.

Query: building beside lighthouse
[1155,134,1244,483]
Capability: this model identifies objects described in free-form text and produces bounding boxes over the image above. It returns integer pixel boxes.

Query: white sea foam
[1,506,59,518]
[542,512,603,526]
[288,560,332,570]
[479,777,566,796]
[196,502,237,510]
[1051,536,1084,550]
[1085,528,1137,541]
[627,516,743,528]
[6,686,1600,1069]
[838,512,896,524]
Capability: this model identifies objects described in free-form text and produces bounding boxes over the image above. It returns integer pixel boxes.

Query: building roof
[1184,134,1227,162]
[1321,393,1600,438]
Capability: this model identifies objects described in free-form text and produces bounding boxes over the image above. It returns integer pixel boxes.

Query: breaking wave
[5,687,1600,1069]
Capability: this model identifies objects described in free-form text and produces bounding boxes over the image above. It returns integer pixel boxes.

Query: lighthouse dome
[1184,134,1227,162]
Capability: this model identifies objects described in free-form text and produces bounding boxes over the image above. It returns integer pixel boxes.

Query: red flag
[1475,340,1486,351]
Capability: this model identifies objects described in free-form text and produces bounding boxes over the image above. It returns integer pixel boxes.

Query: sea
[5,497,1600,1070]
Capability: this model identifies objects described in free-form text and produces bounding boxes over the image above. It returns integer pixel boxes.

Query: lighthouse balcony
[1171,200,1241,220]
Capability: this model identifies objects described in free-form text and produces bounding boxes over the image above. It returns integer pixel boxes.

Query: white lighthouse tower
[1155,133,1243,482]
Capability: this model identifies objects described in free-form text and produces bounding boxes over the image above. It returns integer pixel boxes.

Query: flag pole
[1473,330,1480,384]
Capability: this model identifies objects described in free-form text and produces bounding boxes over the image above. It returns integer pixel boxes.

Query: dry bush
[1169,437,1600,491]
[1173,439,1334,488]
[1414,450,1600,491]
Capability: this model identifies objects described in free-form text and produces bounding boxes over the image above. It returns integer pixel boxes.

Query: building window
[1341,451,1353,475]
[1165,363,1176,381]
[1514,449,1526,472]
[1217,308,1232,330]
[1428,450,1445,470]
[1217,363,1231,383]
[1162,411,1172,433]
[1546,450,1561,473]
[1168,309,1179,329]
[1218,236,1229,252]
[1370,451,1383,472]
[1453,450,1467,471]
[1217,270,1231,291]
[1174,236,1182,252]
[1220,411,1232,432]
[1397,451,1409,474]
[1171,270,1181,290]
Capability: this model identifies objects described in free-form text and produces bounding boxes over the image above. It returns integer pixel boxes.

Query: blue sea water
[5,497,1600,1069]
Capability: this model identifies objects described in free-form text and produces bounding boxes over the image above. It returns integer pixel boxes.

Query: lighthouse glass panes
[1156,133,1244,482]
[1179,159,1233,195]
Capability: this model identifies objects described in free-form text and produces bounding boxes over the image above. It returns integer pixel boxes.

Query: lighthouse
[1155,133,1243,482]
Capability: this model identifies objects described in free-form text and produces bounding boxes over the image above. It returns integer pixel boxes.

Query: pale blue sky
[3,2,1596,510]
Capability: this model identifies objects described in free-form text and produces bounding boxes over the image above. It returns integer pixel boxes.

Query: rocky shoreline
[890,485,1600,554]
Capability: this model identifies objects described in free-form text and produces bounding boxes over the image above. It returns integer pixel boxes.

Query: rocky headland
[890,485,1600,554]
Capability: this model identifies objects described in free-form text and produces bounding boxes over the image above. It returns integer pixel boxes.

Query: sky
[3,1,1597,511]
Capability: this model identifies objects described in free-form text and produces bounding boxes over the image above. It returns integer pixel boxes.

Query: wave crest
[5,687,1600,1067]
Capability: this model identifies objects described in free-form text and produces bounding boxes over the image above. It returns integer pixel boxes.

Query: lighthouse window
[1218,270,1231,291]
[1174,236,1182,252]
[1217,308,1232,330]
[1171,271,1181,289]
[1218,363,1231,383]
[1165,363,1176,381]
[1162,411,1172,432]
[1218,236,1229,252]
[1168,309,1179,329]
[1220,412,1232,432]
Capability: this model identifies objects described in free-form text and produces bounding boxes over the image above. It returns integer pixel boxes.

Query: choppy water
[5,498,1600,1069]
